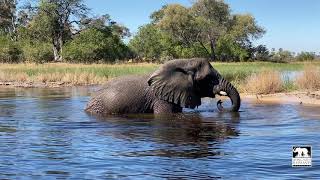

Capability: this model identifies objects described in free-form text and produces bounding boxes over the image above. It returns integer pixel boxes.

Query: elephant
[85,58,241,115]
[293,147,310,158]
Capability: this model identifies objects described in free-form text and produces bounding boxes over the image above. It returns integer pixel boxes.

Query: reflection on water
[0,87,319,179]
[281,71,302,81]
[97,113,239,159]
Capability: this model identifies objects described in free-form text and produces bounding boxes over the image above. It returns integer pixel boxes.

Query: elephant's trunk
[215,77,241,112]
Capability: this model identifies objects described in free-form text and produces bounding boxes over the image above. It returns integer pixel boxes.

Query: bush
[296,52,315,61]
[22,43,53,63]
[253,45,270,61]
[269,49,293,63]
[63,28,132,63]
[0,36,24,63]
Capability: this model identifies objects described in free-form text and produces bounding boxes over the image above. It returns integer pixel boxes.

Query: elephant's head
[147,58,241,112]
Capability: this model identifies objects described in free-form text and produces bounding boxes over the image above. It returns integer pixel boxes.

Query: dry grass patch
[34,72,106,85]
[242,70,283,94]
[0,71,29,82]
[35,72,62,83]
[296,66,320,90]
[61,72,106,85]
[0,71,12,82]
[0,67,107,85]
[77,72,106,85]
[15,72,28,82]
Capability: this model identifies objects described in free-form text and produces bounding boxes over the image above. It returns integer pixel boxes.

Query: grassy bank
[0,61,319,92]
[0,63,158,85]
[216,61,319,81]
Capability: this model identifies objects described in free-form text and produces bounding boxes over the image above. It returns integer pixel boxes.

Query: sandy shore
[242,91,320,106]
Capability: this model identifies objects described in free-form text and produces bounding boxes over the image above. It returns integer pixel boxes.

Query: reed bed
[242,70,283,94]
[296,65,320,90]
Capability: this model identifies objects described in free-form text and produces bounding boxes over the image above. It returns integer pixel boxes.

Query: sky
[84,0,320,53]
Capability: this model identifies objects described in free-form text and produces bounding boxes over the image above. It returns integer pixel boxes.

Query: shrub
[269,49,293,63]
[0,71,28,82]
[63,28,132,63]
[296,52,316,61]
[253,45,270,61]
[0,36,24,63]
[243,70,283,94]
[296,66,320,90]
[22,43,53,63]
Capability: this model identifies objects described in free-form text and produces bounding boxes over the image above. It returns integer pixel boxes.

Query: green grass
[1,61,318,78]
[0,61,319,88]
[0,63,159,85]
[0,63,158,78]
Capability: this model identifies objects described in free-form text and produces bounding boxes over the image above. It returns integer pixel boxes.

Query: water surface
[0,87,319,179]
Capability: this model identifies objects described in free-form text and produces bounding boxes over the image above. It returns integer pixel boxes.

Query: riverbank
[242,91,320,106]
[1,80,320,106]
[1,82,320,106]
[1,61,319,86]
[1,61,320,105]
[0,81,73,88]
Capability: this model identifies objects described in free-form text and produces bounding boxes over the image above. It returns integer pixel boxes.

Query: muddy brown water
[0,87,319,179]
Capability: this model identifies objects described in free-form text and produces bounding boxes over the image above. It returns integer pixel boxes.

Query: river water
[0,87,319,179]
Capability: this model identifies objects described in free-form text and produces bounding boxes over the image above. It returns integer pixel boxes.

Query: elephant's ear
[148,65,201,108]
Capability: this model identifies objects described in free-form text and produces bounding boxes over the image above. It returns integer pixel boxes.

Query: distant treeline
[0,0,318,63]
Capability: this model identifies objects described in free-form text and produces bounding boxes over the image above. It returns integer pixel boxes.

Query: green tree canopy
[0,0,131,63]
[131,0,265,62]
[24,0,90,61]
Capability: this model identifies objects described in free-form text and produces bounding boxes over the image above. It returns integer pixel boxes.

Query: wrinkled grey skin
[85,59,240,115]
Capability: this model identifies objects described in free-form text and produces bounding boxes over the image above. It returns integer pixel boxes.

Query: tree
[155,4,196,45]
[152,3,219,59]
[191,0,230,59]
[129,24,171,61]
[0,0,18,41]
[296,51,316,61]
[63,15,132,63]
[215,35,249,61]
[146,0,265,61]
[26,0,89,62]
[80,14,130,38]
[129,23,209,61]
[270,48,293,62]
[229,14,265,44]
[253,45,270,61]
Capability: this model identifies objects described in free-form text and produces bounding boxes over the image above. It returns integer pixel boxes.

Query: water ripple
[0,87,319,179]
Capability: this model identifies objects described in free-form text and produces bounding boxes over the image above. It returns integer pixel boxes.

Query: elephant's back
[101,74,149,89]
[86,75,152,115]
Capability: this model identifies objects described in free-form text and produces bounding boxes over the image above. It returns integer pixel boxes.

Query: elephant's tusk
[219,91,227,96]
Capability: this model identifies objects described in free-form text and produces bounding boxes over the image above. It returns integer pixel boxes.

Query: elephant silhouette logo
[293,147,311,158]
[292,146,312,167]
